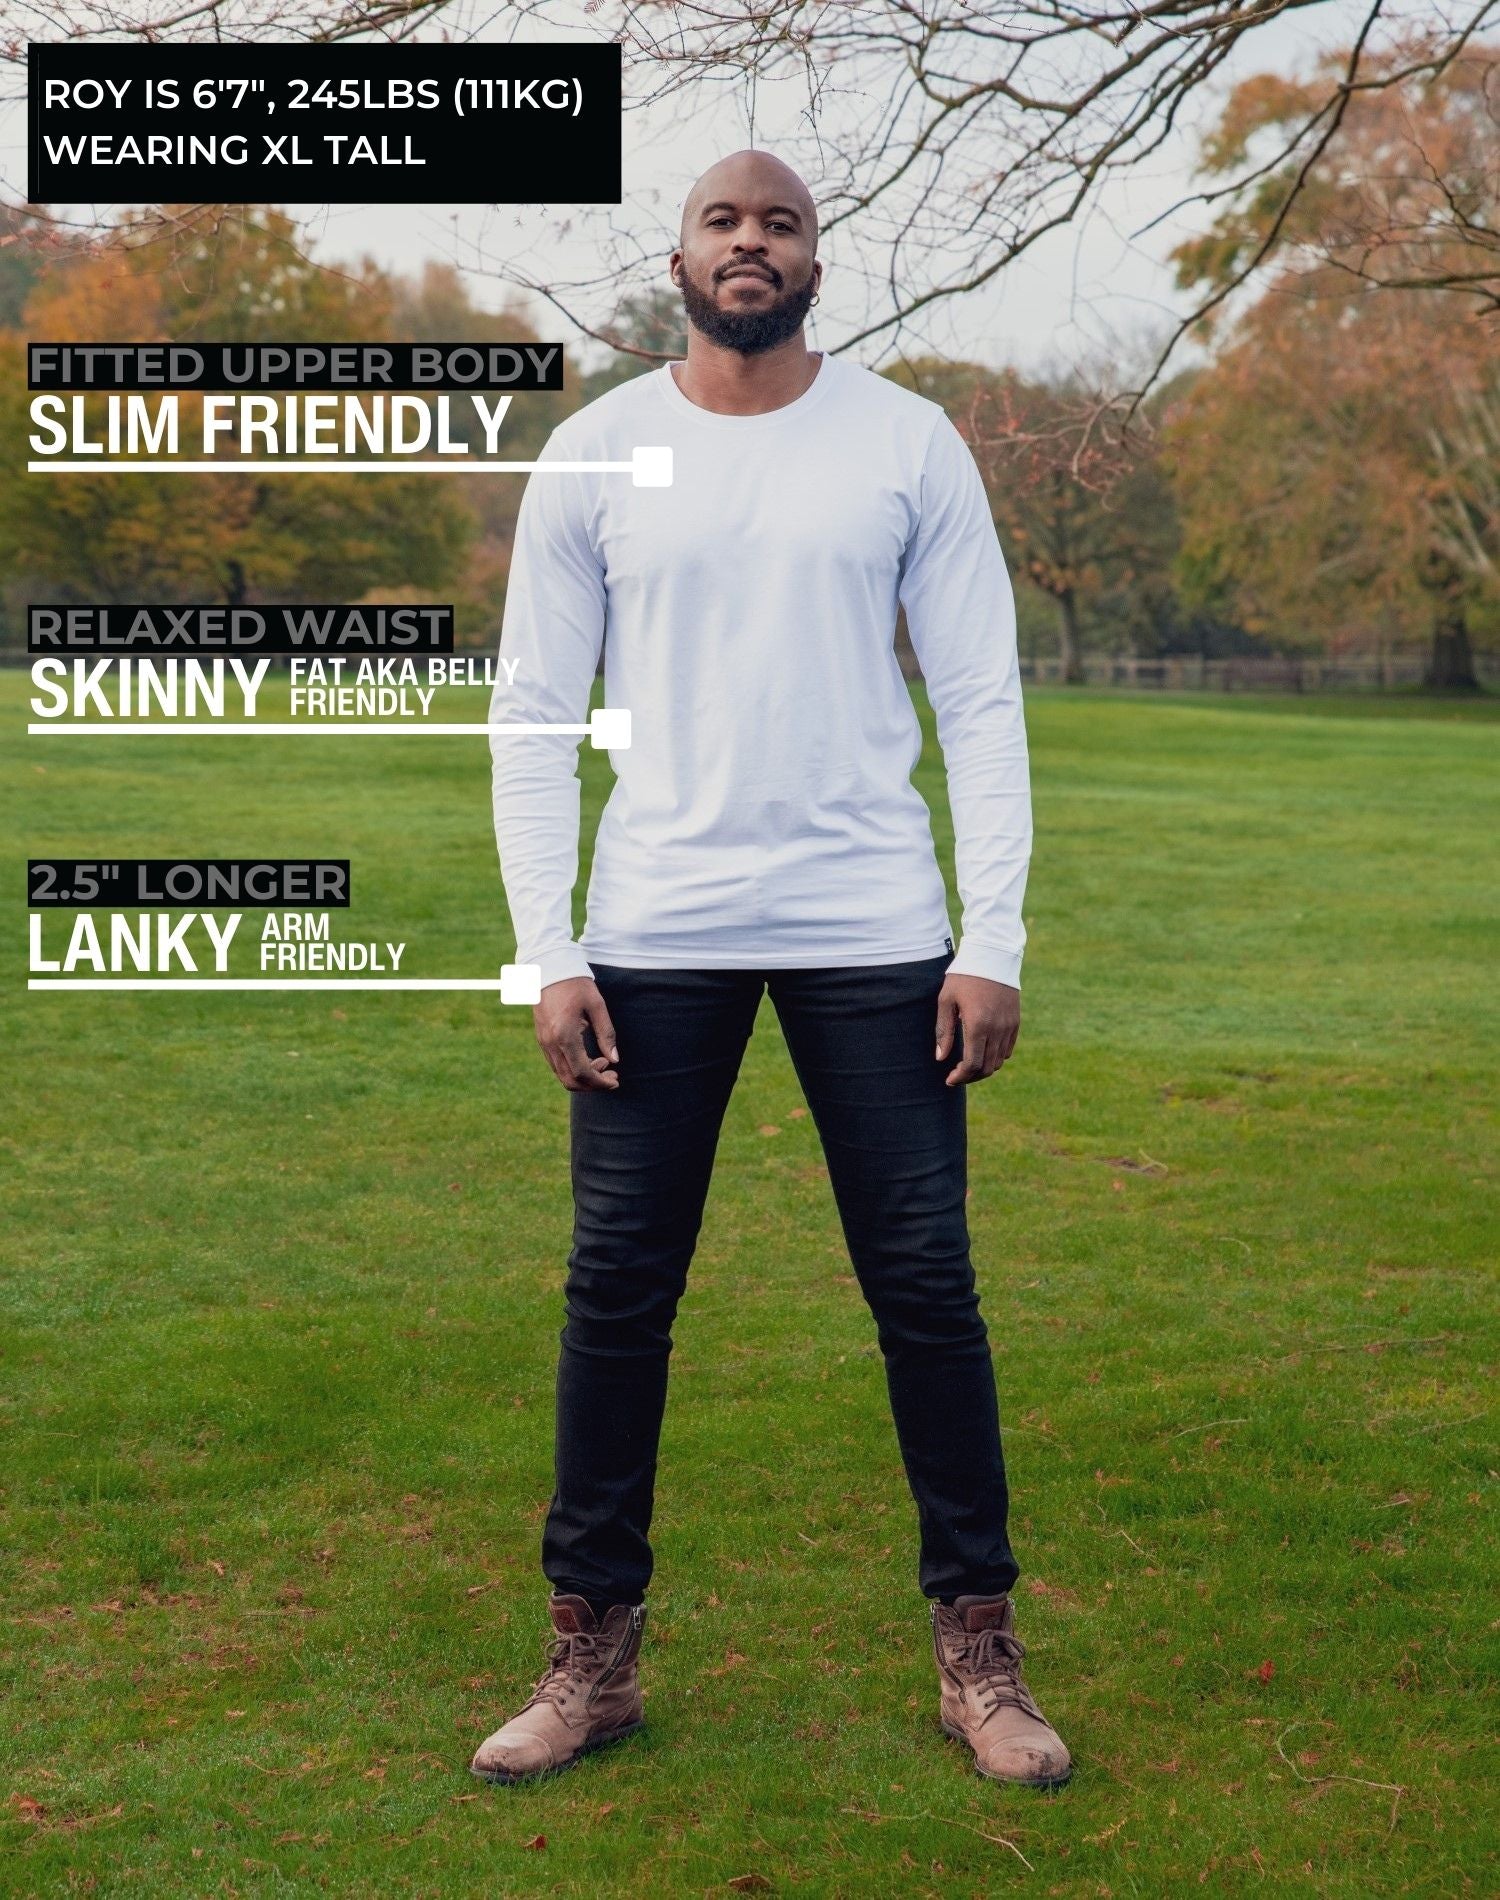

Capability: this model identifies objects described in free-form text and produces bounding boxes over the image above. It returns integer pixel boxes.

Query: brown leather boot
[933,1593,1072,1789]
[470,1594,645,1784]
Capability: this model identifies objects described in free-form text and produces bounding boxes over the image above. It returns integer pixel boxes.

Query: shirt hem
[578,936,954,969]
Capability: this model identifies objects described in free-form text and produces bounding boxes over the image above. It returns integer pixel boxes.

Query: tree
[889,356,1180,681]
[0,205,65,327]
[578,288,687,404]
[385,258,588,641]
[0,208,473,624]
[1166,276,1496,686]
[1166,48,1499,690]
[1172,42,1499,326]
[13,8,1492,395]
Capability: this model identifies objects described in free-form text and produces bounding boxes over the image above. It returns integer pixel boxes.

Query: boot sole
[470,1719,645,1786]
[941,1720,1073,1791]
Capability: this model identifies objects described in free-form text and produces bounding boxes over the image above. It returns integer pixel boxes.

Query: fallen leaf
[524,1834,547,1851]
[1257,1659,1275,1684]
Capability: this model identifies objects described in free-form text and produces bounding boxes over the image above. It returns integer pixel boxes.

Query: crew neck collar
[656,351,834,428]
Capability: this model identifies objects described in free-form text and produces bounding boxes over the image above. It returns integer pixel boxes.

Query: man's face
[672,182,820,356]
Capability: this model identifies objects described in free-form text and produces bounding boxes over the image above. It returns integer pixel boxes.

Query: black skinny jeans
[542,954,1020,1607]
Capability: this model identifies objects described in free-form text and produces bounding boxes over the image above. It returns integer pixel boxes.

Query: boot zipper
[586,1605,643,1706]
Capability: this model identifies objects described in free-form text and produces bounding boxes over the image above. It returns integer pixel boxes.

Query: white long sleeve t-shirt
[489,351,1033,992]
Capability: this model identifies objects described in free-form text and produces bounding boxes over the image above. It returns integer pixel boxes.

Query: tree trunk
[1424,601,1479,692]
[1057,588,1084,684]
[1418,550,1481,692]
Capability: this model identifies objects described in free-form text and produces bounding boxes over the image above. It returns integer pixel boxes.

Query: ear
[668,248,684,287]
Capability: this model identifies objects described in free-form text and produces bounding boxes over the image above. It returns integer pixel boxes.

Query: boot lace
[522,1628,608,1712]
[959,1626,1044,1726]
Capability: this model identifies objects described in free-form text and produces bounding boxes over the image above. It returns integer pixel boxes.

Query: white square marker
[500,963,542,1006]
[589,707,632,750]
[632,446,674,488]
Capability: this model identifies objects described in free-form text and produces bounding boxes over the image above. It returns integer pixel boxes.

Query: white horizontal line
[27,459,636,475]
[28,978,508,991]
[27,721,586,736]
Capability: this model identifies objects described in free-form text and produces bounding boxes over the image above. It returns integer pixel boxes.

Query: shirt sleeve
[898,412,1033,990]
[489,431,606,993]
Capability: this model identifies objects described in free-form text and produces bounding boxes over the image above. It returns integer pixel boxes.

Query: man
[473,149,1071,1792]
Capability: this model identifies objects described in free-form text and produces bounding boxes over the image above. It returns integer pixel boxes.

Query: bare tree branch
[4,1,1495,398]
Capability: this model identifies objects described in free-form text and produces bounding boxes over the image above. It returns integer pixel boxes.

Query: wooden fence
[1014,652,1499,692]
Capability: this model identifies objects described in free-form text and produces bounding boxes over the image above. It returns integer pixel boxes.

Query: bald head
[679,149,818,252]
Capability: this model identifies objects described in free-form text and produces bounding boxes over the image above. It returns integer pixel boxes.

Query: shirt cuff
[531,944,596,992]
[946,938,1023,989]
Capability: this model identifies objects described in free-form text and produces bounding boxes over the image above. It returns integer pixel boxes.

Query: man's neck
[670,338,823,417]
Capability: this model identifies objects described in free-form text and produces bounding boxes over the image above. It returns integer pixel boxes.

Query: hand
[935,974,1020,1087]
[534,977,620,1092]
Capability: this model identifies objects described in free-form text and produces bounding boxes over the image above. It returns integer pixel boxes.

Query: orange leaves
[1199,72,1321,175]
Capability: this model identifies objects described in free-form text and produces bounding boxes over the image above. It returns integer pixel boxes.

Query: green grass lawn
[3,677,1496,1895]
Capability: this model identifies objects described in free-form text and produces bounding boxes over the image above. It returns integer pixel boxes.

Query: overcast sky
[4,1,1390,376]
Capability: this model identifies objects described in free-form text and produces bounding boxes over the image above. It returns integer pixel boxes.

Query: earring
[811,292,820,306]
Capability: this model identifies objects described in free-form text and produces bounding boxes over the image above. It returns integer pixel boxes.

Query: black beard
[676,260,817,356]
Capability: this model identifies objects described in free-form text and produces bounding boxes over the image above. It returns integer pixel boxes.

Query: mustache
[718,264,779,285]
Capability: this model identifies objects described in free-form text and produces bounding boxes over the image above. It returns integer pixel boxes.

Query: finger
[545,1035,587,1091]
[553,1020,593,1089]
[564,1031,619,1090]
[976,1022,1005,1077]
[535,1008,570,1085]
[935,991,958,1062]
[540,1041,575,1091]
[947,1028,994,1087]
[586,997,620,1067]
[564,1013,622,1091]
